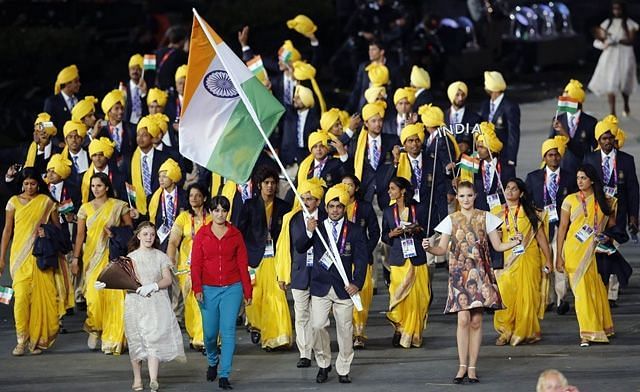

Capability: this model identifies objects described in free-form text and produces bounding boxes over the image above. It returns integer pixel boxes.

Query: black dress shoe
[219,377,233,390]
[297,358,311,368]
[468,377,480,384]
[338,374,352,384]
[609,300,618,308]
[236,316,243,326]
[392,332,401,347]
[557,300,570,315]
[207,364,218,381]
[250,331,261,344]
[316,366,331,383]
[453,375,466,385]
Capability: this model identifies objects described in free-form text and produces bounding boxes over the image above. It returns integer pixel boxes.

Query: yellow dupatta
[130,147,148,214]
[82,198,128,277]
[296,155,314,184]
[80,163,96,204]
[274,205,302,285]
[148,187,163,224]
[24,142,38,167]
[9,194,55,278]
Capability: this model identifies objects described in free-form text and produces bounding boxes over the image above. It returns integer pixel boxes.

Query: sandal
[468,366,479,383]
[12,343,26,356]
[453,364,467,384]
[580,339,590,347]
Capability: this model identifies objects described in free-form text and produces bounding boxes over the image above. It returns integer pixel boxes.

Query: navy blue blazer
[381,203,428,266]
[151,188,188,251]
[473,159,511,211]
[480,96,521,168]
[65,148,90,190]
[445,106,482,143]
[548,111,597,175]
[123,82,149,128]
[346,59,403,113]
[583,150,639,231]
[43,93,72,146]
[30,142,63,178]
[162,91,181,149]
[288,209,327,290]
[238,197,291,268]
[524,167,577,238]
[348,200,380,264]
[295,219,368,300]
[100,122,137,174]
[280,106,320,166]
[413,89,433,109]
[126,148,170,209]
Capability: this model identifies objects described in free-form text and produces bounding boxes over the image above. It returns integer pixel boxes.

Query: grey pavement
[1,91,640,391]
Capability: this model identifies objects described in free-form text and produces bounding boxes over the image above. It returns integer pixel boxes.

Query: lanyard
[543,170,560,205]
[393,205,417,227]
[160,191,178,224]
[337,223,348,254]
[190,210,207,239]
[481,160,501,194]
[349,201,358,223]
[579,191,599,231]
[158,48,175,69]
[504,203,521,234]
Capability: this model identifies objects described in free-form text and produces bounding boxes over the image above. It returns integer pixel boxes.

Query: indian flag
[0,286,14,305]
[179,11,285,183]
[125,182,136,207]
[557,96,579,114]
[246,55,269,85]
[457,153,480,173]
[278,47,293,64]
[143,54,156,71]
[58,199,74,215]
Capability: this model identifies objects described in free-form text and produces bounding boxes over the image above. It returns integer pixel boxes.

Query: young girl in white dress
[125,221,185,391]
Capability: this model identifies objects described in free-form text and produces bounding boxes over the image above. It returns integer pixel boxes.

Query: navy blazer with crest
[381,202,428,266]
[525,167,577,238]
[480,95,520,177]
[347,200,380,264]
[548,111,597,175]
[288,209,327,290]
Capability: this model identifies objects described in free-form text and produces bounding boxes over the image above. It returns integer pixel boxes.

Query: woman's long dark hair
[89,172,115,200]
[577,164,612,216]
[389,176,414,206]
[341,173,363,200]
[607,1,629,35]
[19,167,54,201]
[506,178,540,232]
[187,183,209,217]
[127,221,160,252]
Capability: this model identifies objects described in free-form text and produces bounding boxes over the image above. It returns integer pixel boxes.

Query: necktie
[370,139,380,170]
[483,162,492,193]
[284,78,292,105]
[166,194,175,228]
[603,156,611,185]
[331,221,339,243]
[50,184,57,200]
[412,159,422,185]
[67,97,76,111]
[569,115,577,138]
[548,172,558,203]
[313,158,326,178]
[489,102,496,122]
[297,113,304,148]
[239,183,251,202]
[111,125,122,151]
[142,155,152,196]
[72,155,79,172]
[132,86,142,123]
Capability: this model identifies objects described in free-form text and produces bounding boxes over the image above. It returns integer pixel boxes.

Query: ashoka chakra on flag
[203,70,239,98]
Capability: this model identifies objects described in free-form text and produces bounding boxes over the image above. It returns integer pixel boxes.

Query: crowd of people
[0,3,638,391]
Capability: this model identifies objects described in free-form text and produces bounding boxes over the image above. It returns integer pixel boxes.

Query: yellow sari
[78,198,130,354]
[347,202,374,339]
[171,210,211,348]
[494,205,546,345]
[386,207,431,348]
[8,194,59,351]
[562,193,615,342]
[245,201,293,349]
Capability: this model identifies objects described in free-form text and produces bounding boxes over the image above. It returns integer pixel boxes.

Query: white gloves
[136,283,159,297]
[94,281,106,290]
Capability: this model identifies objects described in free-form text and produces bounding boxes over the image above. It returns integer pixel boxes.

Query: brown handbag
[97,256,142,291]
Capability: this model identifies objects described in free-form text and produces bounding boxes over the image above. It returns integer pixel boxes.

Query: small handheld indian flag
[58,199,75,215]
[278,47,293,64]
[457,153,480,173]
[557,96,579,114]
[246,55,269,85]
[0,286,14,305]
[143,54,156,71]
[125,182,137,207]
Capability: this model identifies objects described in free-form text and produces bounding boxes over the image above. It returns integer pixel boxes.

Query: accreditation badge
[604,186,617,198]
[487,194,501,209]
[264,239,275,258]
[511,244,525,256]
[545,205,559,223]
[157,224,171,244]
[319,252,333,270]
[306,248,314,267]
[401,238,417,258]
[575,224,594,243]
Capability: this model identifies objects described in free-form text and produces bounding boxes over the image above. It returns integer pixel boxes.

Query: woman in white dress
[589,1,638,116]
[125,222,186,391]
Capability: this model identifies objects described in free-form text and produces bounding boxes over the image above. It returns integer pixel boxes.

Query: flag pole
[192,9,362,310]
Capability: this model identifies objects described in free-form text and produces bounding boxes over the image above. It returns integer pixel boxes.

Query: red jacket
[191,222,252,299]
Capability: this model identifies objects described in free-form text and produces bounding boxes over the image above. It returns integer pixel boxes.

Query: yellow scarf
[24,142,38,167]
[147,187,163,224]
[353,127,369,180]
[81,163,96,204]
[211,173,238,220]
[275,205,303,285]
[309,78,327,113]
[130,147,148,214]
[296,154,314,183]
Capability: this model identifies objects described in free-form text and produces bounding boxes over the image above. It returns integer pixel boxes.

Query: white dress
[589,18,638,96]
[124,248,186,362]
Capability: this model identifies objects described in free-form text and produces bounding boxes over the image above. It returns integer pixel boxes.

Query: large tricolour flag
[179,10,285,183]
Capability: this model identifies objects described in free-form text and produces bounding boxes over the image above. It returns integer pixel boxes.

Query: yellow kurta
[494,205,546,345]
[562,193,615,342]
[386,207,431,348]
[78,198,130,354]
[245,201,293,349]
[171,210,211,348]
[347,202,374,339]
[7,194,59,351]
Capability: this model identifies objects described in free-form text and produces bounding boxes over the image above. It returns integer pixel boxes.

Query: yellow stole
[24,142,38,167]
[147,187,163,224]
[211,173,239,221]
[81,163,95,204]
[309,77,327,113]
[130,147,148,214]
[296,155,314,183]
[274,205,303,285]
[353,128,369,180]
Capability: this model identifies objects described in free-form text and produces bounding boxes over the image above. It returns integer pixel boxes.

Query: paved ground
[1,91,639,391]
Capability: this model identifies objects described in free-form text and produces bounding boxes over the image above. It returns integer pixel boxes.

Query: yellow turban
[137,115,162,138]
[410,65,431,89]
[362,101,386,121]
[418,104,445,127]
[320,108,341,132]
[563,79,585,103]
[295,85,315,108]
[175,64,188,82]
[366,63,389,87]
[595,115,619,140]
[151,113,170,134]
[287,14,317,36]
[159,158,182,183]
[129,54,143,69]
[308,131,330,152]
[147,88,168,107]
[339,110,350,128]
[34,113,57,135]
[364,86,386,104]
[484,71,507,92]
[47,154,73,179]
[54,65,79,94]
[447,81,468,104]
[88,137,115,158]
[292,61,326,112]
[476,121,503,153]
[72,96,98,122]
[400,123,425,144]
[616,128,626,149]
[325,183,350,207]
[279,40,301,63]
[541,136,568,158]
[101,89,125,116]
[63,120,88,138]
[393,87,416,105]
[298,177,326,200]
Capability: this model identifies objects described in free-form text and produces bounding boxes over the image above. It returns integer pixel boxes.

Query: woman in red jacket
[191,195,252,390]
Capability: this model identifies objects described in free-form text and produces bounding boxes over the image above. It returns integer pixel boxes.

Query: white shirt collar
[409,152,422,163]
[545,166,560,177]
[368,133,382,144]
[601,149,617,160]
[141,147,155,161]
[95,164,110,175]
[129,79,140,91]
[155,143,164,151]
[37,141,53,158]
[61,90,74,102]
[305,208,319,220]
[324,216,345,235]
[163,187,177,199]
[49,180,64,202]
[490,93,504,109]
